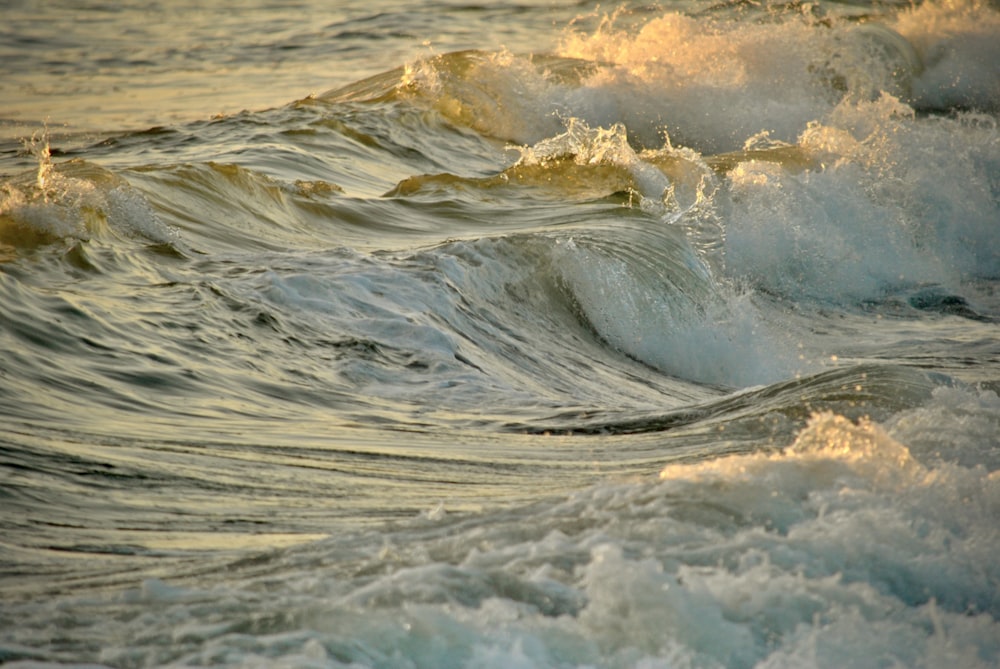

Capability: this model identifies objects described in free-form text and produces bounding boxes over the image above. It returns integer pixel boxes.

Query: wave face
[1,0,1000,667]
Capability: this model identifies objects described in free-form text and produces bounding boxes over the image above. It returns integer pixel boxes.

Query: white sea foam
[554,231,803,389]
[888,384,1000,470]
[8,403,997,669]
[0,148,175,249]
[722,93,999,300]
[550,8,963,154]
[894,0,1000,112]
[402,0,1000,156]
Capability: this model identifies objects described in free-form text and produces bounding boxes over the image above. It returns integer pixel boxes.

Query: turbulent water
[2,1,1000,667]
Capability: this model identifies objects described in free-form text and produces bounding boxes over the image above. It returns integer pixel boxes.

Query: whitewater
[1,0,999,667]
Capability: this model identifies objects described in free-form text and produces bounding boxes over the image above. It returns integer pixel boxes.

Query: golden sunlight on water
[142,532,330,551]
[0,2,414,140]
[2,68,327,140]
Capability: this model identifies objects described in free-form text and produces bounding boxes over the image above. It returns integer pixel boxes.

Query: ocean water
[2,0,1000,667]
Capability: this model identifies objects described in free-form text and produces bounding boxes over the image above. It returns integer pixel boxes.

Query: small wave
[5,386,997,669]
[1,134,176,257]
